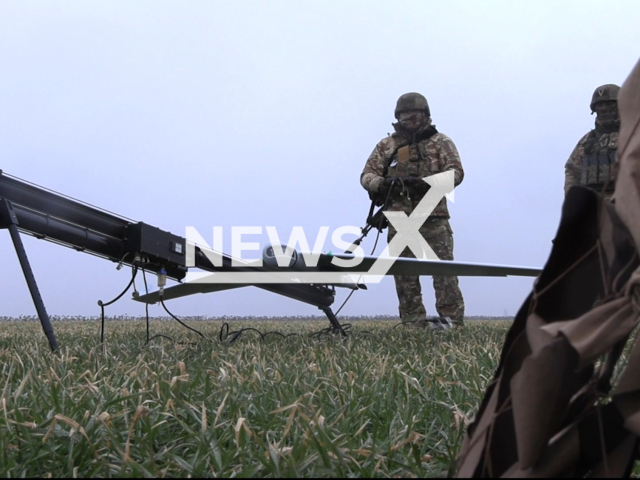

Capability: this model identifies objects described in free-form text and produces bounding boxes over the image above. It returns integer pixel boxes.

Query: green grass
[0,318,510,478]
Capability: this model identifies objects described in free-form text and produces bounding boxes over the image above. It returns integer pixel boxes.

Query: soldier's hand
[381,177,400,189]
[400,176,420,186]
[402,176,430,194]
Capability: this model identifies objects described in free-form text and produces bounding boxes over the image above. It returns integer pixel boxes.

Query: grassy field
[0,318,511,478]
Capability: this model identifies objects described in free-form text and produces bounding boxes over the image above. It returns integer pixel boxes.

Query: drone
[0,170,541,351]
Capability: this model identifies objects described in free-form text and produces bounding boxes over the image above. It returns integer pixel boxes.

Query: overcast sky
[1,1,639,321]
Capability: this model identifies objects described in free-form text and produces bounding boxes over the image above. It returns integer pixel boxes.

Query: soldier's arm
[437,135,464,187]
[564,134,588,196]
[360,140,391,193]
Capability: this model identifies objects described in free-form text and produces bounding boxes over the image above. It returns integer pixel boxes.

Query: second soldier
[564,84,620,200]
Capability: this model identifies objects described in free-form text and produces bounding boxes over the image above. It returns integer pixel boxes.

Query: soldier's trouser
[387,217,465,326]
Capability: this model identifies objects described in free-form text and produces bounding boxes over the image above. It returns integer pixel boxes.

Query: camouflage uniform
[361,94,465,326]
[564,84,620,200]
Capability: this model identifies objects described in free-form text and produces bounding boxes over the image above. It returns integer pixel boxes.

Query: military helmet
[590,84,620,112]
[395,92,430,119]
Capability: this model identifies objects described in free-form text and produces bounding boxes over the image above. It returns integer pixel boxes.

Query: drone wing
[316,254,542,277]
[135,282,248,303]
[134,253,541,304]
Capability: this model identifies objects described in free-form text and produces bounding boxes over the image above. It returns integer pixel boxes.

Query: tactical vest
[387,127,439,179]
[580,131,618,191]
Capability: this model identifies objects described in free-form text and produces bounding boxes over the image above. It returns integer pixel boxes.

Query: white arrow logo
[184,170,456,284]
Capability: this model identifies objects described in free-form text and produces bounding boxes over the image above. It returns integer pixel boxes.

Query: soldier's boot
[427,316,453,331]
[401,313,428,328]
[433,278,464,330]
[437,308,464,328]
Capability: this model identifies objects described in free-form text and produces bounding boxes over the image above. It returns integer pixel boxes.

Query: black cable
[149,292,326,346]
[98,266,138,343]
[141,268,201,345]
[333,220,385,319]
[335,179,398,318]
[308,323,352,339]
[307,322,374,339]
[134,179,395,346]
[159,296,208,340]
[219,322,300,345]
[96,267,372,348]
[217,319,367,344]
[142,268,151,344]
[334,290,356,316]
[371,229,382,255]
[139,268,178,345]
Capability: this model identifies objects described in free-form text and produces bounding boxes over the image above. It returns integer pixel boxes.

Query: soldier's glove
[400,176,420,187]
[380,177,402,195]
[401,176,431,194]
[381,176,399,189]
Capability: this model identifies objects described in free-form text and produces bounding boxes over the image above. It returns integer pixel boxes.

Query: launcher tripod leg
[0,199,59,353]
[320,307,347,337]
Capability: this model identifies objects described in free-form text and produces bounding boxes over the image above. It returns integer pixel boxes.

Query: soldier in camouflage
[564,84,620,200]
[360,93,465,327]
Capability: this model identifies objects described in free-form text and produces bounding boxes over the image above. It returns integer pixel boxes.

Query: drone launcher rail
[0,171,188,279]
[0,170,339,350]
